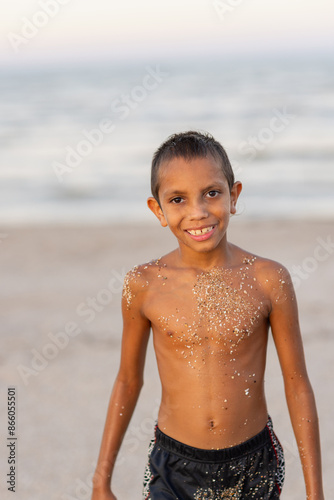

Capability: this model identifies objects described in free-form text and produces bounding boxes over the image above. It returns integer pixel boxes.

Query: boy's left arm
[268,265,324,500]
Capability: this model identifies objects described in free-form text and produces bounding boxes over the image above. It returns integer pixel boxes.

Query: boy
[92,131,324,499]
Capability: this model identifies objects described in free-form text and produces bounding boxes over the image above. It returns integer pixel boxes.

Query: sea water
[0,54,333,224]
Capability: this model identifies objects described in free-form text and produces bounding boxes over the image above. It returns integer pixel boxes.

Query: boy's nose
[188,201,209,220]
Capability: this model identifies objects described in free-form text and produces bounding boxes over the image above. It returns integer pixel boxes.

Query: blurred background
[1,0,333,224]
[1,2,334,499]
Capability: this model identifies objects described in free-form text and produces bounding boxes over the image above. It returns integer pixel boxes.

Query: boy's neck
[175,240,233,271]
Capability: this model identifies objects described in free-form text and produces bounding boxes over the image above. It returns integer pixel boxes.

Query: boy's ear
[230,181,242,215]
[147,197,168,227]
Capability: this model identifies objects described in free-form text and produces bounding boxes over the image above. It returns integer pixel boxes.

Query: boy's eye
[207,190,220,198]
[170,197,183,204]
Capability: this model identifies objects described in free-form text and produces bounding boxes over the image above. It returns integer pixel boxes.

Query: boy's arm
[92,269,151,499]
[268,265,324,500]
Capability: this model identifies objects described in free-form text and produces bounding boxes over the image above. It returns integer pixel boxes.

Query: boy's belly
[157,386,268,449]
[155,337,269,449]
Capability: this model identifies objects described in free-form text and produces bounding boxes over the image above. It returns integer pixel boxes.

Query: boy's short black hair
[151,131,235,204]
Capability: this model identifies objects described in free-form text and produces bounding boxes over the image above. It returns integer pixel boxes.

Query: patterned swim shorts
[143,416,285,499]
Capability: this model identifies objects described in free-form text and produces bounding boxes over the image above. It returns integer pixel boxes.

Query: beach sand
[1,219,333,499]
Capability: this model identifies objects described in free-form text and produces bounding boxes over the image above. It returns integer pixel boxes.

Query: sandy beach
[1,218,333,499]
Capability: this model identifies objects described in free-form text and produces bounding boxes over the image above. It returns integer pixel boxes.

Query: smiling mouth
[186,225,215,236]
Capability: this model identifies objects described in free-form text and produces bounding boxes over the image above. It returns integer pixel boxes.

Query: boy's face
[147,155,242,257]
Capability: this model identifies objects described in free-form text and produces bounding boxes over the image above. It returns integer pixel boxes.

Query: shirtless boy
[92,131,324,499]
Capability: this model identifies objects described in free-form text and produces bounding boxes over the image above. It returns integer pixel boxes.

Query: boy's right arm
[92,269,151,499]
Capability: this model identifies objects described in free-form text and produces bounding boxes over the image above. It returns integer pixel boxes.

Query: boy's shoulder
[234,245,292,289]
[124,257,165,282]
[246,251,288,273]
[123,249,178,283]
[122,258,166,307]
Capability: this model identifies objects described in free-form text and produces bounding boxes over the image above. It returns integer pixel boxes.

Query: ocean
[1,54,333,224]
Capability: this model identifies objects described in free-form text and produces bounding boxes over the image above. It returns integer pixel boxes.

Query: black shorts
[143,416,285,499]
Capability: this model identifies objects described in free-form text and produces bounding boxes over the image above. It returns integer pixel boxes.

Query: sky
[1,0,333,67]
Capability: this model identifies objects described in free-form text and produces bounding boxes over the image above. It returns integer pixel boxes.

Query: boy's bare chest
[145,265,269,348]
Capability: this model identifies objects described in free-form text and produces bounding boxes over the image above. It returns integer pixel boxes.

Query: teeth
[188,226,213,236]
